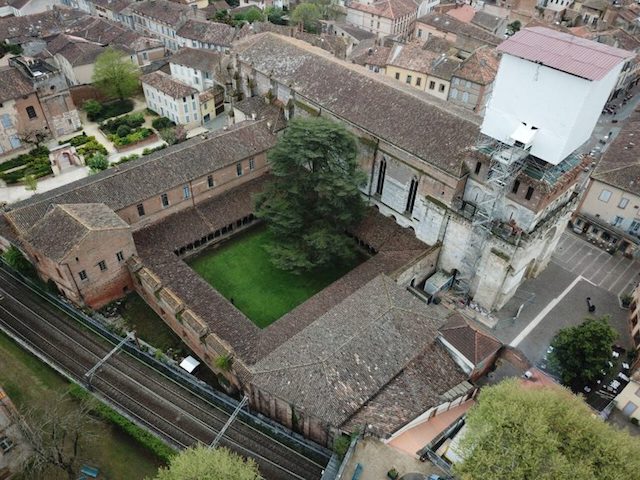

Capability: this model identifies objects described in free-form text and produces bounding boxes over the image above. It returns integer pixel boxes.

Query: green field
[188,228,366,327]
[0,331,164,480]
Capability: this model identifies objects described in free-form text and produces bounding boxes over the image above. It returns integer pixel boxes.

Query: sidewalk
[0,166,89,204]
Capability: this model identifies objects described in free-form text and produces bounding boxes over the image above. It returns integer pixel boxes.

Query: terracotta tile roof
[422,35,456,54]
[439,313,502,365]
[233,96,287,131]
[471,11,503,32]
[44,34,105,66]
[387,42,442,74]
[92,0,133,13]
[591,108,640,196]
[498,27,634,81]
[176,19,237,46]
[169,47,222,72]
[0,67,34,103]
[0,8,86,43]
[453,46,499,85]
[141,70,198,98]
[235,33,480,177]
[341,342,469,436]
[349,0,418,20]
[129,0,193,25]
[25,204,128,262]
[417,13,502,47]
[349,42,392,67]
[65,15,162,53]
[446,5,475,23]
[5,121,277,234]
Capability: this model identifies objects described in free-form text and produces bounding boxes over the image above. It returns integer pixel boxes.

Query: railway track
[0,266,328,480]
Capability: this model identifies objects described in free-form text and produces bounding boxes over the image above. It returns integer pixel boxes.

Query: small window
[78,270,87,281]
[26,105,37,119]
[183,184,191,199]
[406,74,412,84]
[161,193,169,207]
[474,161,481,175]
[416,77,421,86]
[619,197,629,209]
[116,251,124,262]
[395,72,400,80]
[429,81,435,90]
[0,436,14,453]
[439,84,445,92]
[599,189,612,202]
[249,158,255,171]
[137,203,145,216]
[207,175,214,188]
[525,187,534,200]
[613,215,624,227]
[512,180,520,194]
[236,162,243,176]
[98,261,107,271]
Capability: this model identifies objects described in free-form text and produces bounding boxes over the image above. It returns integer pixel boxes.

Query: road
[0,265,328,480]
[491,230,637,365]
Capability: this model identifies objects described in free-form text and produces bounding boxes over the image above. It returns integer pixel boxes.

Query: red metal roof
[497,26,635,80]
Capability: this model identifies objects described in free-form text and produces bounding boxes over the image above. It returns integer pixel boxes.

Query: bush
[142,145,167,156]
[109,127,152,147]
[333,435,351,459]
[60,134,90,147]
[0,147,51,183]
[151,117,174,130]
[101,112,145,134]
[116,124,132,137]
[77,138,108,158]
[114,153,140,165]
[83,99,102,117]
[87,153,109,172]
[2,245,35,276]
[68,384,176,462]
[87,99,134,122]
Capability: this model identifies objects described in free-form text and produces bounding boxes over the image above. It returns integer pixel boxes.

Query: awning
[179,355,201,373]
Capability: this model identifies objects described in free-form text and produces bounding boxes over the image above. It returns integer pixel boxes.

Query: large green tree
[152,445,259,480]
[93,48,140,100]
[291,3,321,33]
[455,379,640,480]
[548,316,617,386]
[255,117,367,273]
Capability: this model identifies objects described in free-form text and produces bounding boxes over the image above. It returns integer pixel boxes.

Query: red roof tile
[498,26,635,80]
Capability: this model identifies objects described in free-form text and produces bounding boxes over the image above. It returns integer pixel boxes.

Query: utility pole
[210,395,248,449]
[84,332,133,389]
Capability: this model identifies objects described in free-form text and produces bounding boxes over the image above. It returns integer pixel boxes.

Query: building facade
[345,0,418,39]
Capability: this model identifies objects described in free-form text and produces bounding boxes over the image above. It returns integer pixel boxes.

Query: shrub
[114,153,140,165]
[333,435,351,459]
[116,124,132,137]
[60,134,90,147]
[68,384,176,462]
[101,112,145,134]
[214,354,233,371]
[0,147,51,183]
[152,117,174,130]
[77,139,108,158]
[24,174,37,191]
[109,127,152,146]
[87,99,134,122]
[83,99,102,117]
[87,153,109,172]
[142,145,167,156]
[2,245,35,276]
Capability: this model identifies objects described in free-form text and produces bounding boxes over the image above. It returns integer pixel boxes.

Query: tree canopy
[93,48,140,100]
[151,445,259,480]
[548,316,617,386]
[455,379,640,480]
[255,117,367,273]
[291,3,321,33]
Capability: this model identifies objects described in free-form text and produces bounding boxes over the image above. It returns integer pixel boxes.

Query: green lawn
[188,228,367,327]
[0,331,164,480]
[118,293,185,353]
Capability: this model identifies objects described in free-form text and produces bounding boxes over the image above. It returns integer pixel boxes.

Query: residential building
[141,71,202,127]
[471,10,507,37]
[385,42,460,100]
[345,0,419,40]
[448,46,499,115]
[0,7,86,47]
[415,12,502,55]
[176,19,237,52]
[39,34,107,86]
[0,67,47,157]
[0,0,63,17]
[580,0,608,28]
[0,386,30,480]
[573,109,640,258]
[127,0,202,51]
[348,43,391,73]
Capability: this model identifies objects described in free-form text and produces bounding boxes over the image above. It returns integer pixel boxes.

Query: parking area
[487,230,638,366]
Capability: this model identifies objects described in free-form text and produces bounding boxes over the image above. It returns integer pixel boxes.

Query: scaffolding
[455,137,530,299]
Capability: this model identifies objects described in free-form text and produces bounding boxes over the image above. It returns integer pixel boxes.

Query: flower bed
[100,112,155,150]
[0,146,51,184]
[108,127,154,147]
[76,137,108,159]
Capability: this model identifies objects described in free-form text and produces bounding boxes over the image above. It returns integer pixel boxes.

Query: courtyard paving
[488,229,637,366]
